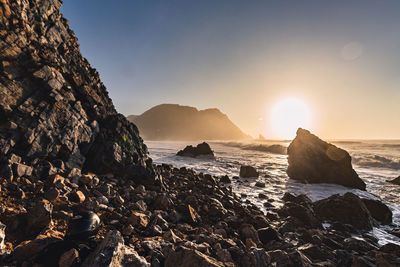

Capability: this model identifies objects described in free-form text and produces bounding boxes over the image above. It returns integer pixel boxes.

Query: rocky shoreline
[0,163,399,266]
[1,0,399,266]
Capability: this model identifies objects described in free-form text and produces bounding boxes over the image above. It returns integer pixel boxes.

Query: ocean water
[146,140,400,246]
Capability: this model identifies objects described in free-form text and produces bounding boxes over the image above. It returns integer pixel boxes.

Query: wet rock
[0,222,5,253]
[165,246,224,267]
[257,227,281,244]
[361,198,392,224]
[66,211,100,241]
[255,181,265,188]
[287,128,366,190]
[177,142,215,158]
[44,187,59,201]
[83,230,149,266]
[220,175,231,184]
[240,165,258,178]
[387,175,400,185]
[278,200,321,229]
[313,193,374,231]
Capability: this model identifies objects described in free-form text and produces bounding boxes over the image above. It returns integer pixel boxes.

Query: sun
[270,98,311,139]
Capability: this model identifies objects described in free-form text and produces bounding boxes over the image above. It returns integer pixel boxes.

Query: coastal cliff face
[0,0,153,178]
[128,104,249,141]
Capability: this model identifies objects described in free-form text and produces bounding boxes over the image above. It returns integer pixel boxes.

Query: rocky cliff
[128,104,249,140]
[0,0,154,180]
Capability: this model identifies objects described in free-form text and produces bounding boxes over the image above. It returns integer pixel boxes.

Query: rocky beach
[1,1,400,266]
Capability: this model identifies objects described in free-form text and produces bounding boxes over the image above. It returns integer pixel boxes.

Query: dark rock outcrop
[361,198,392,225]
[388,175,400,185]
[313,193,374,230]
[177,142,215,158]
[0,0,153,181]
[287,128,366,190]
[128,104,249,141]
[239,165,258,178]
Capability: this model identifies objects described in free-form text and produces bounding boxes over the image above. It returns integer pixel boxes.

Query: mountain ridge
[128,104,250,141]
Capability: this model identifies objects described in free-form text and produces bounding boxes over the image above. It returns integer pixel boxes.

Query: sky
[61,0,400,140]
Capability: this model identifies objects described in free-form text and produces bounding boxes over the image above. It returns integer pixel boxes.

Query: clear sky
[61,1,400,139]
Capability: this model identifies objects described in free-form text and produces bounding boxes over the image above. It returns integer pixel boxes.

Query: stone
[240,224,260,245]
[257,227,281,244]
[165,246,224,267]
[66,211,100,240]
[255,181,265,188]
[12,163,33,177]
[27,201,53,238]
[0,222,5,252]
[177,142,215,158]
[286,128,366,190]
[68,190,86,203]
[239,165,258,178]
[83,230,149,266]
[313,193,374,231]
[361,198,392,224]
[58,248,79,267]
[128,211,149,228]
[220,175,231,183]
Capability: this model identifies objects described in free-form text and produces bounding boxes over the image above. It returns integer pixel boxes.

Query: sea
[146,140,400,246]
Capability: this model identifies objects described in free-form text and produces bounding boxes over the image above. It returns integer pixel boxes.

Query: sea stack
[287,128,366,190]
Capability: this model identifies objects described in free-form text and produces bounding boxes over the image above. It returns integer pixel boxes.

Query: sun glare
[270,98,311,140]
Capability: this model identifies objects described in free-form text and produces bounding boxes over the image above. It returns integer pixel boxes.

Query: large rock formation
[127,104,249,141]
[176,142,215,158]
[286,128,366,190]
[0,0,154,181]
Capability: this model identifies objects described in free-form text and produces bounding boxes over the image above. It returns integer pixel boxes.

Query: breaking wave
[220,142,287,155]
[353,155,400,170]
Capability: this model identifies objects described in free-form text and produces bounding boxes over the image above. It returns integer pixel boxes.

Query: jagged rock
[0,0,153,183]
[313,193,374,230]
[287,128,366,190]
[165,246,224,267]
[177,142,215,158]
[83,230,149,267]
[239,165,258,178]
[128,212,149,228]
[361,198,392,225]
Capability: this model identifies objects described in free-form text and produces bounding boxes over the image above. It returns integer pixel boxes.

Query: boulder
[286,128,366,190]
[388,175,400,185]
[27,201,53,238]
[177,142,215,158]
[240,165,258,178]
[165,246,224,267]
[361,198,392,224]
[83,230,149,266]
[313,193,374,230]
